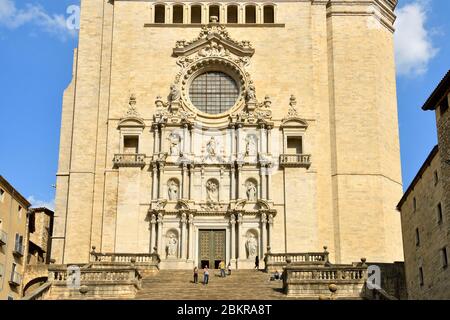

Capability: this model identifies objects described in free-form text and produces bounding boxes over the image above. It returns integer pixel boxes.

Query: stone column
[230,124,236,157]
[230,166,236,200]
[183,124,189,154]
[189,166,193,200]
[268,214,274,250]
[153,124,160,153]
[160,124,166,153]
[152,165,158,200]
[237,163,243,199]
[267,164,272,201]
[236,124,242,156]
[150,214,157,251]
[157,213,164,256]
[188,214,194,261]
[267,126,272,154]
[237,213,245,259]
[230,214,236,261]
[181,212,187,260]
[260,167,267,199]
[182,163,188,199]
[158,164,165,199]
[259,124,265,154]
[261,213,267,259]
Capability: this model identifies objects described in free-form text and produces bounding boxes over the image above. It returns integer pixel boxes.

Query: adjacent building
[398,70,450,299]
[0,175,31,300]
[52,0,404,269]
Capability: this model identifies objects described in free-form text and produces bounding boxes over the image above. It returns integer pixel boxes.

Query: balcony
[13,244,24,257]
[279,154,311,168]
[9,271,22,286]
[0,230,6,246]
[113,154,146,168]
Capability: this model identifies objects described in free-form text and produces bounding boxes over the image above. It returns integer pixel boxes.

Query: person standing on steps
[193,266,199,284]
[227,262,232,276]
[219,260,226,278]
[254,256,259,270]
[203,265,209,285]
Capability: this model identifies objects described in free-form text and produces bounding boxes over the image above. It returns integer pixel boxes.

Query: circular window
[189,71,239,114]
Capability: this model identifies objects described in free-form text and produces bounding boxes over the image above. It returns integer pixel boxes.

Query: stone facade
[399,70,450,300]
[52,0,404,269]
[0,175,31,300]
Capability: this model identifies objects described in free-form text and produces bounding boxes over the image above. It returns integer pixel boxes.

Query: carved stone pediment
[173,25,255,59]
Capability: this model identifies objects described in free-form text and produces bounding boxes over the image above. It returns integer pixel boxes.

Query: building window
[442,247,449,269]
[434,170,439,186]
[124,136,139,154]
[14,233,24,255]
[287,137,303,154]
[415,228,420,246]
[227,5,238,23]
[155,4,166,23]
[419,267,424,287]
[263,5,274,23]
[413,197,417,212]
[245,5,256,24]
[209,5,220,22]
[173,4,183,23]
[191,5,202,23]
[437,203,443,224]
[189,71,239,114]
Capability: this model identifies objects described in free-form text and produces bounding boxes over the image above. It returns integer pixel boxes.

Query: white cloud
[27,195,55,211]
[394,1,438,76]
[0,0,76,41]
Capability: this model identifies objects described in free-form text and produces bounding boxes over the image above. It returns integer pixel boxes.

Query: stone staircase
[135,270,290,300]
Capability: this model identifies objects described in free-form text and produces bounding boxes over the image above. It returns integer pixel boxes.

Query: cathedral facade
[52,0,404,269]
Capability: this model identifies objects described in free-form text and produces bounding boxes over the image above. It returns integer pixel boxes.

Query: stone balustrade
[41,263,142,299]
[264,251,329,272]
[283,264,368,299]
[279,154,311,167]
[89,251,160,276]
[113,153,146,168]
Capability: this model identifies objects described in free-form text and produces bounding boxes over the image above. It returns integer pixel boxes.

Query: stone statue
[246,181,257,201]
[246,233,258,258]
[166,232,178,257]
[206,137,217,157]
[246,81,256,102]
[245,135,257,156]
[168,180,179,200]
[168,133,181,156]
[206,180,219,202]
[170,84,180,102]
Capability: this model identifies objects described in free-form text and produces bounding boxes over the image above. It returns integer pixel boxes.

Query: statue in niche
[245,135,257,156]
[206,180,219,202]
[169,84,181,102]
[206,137,217,157]
[168,133,181,156]
[168,180,179,201]
[246,233,258,258]
[166,232,178,257]
[246,181,257,201]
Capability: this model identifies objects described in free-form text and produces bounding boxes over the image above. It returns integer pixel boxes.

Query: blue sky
[0,0,448,209]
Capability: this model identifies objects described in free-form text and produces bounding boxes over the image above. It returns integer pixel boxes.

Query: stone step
[135,270,289,300]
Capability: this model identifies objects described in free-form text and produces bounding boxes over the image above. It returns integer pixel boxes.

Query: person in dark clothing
[193,266,199,284]
[254,256,259,270]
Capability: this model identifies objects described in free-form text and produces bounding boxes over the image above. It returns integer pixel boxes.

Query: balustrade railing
[113,154,146,167]
[265,252,328,271]
[279,154,311,167]
[89,252,160,265]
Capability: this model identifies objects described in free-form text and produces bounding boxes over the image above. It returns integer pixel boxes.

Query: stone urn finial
[79,285,89,295]
[329,284,338,300]
[361,257,367,267]
[323,246,328,252]
[286,258,292,265]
